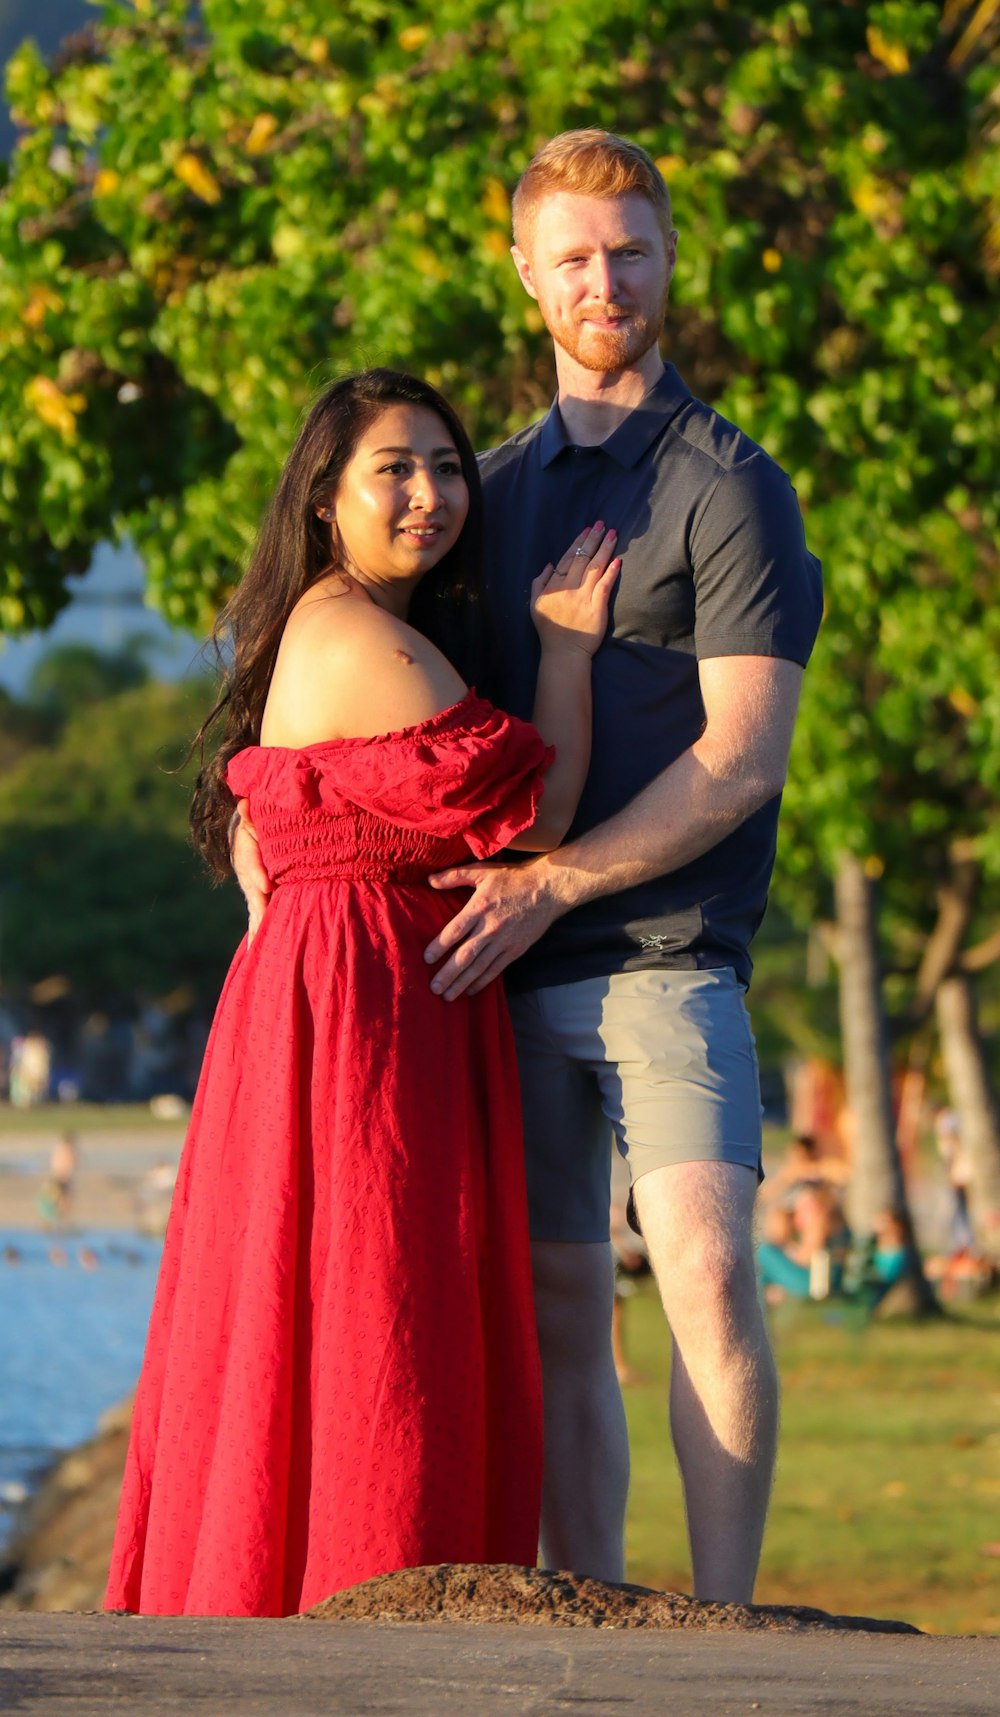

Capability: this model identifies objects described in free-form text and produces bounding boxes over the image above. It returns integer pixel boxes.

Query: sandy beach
[0,1109,957,1243]
[0,1115,186,1233]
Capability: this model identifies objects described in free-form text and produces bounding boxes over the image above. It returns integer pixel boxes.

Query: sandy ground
[0,1115,957,1245]
[0,1123,186,1233]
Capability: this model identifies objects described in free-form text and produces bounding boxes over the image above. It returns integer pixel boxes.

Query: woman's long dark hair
[190,369,487,879]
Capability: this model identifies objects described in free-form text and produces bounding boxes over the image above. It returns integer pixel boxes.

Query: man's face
[511,191,676,374]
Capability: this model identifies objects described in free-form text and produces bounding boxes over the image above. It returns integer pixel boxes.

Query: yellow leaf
[93,168,120,197]
[22,285,64,328]
[523,305,544,333]
[655,154,685,177]
[762,248,782,272]
[414,246,447,280]
[867,26,910,74]
[246,113,278,155]
[272,223,307,260]
[851,174,899,225]
[322,78,352,120]
[948,687,979,719]
[0,596,26,628]
[174,152,222,205]
[480,176,510,226]
[398,25,429,51]
[23,375,85,440]
[305,37,329,65]
[863,855,885,879]
[482,229,510,261]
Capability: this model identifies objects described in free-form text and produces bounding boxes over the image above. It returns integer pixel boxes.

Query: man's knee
[531,1240,615,1365]
[636,1161,759,1321]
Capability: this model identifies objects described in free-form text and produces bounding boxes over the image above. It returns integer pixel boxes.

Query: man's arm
[423,654,804,999]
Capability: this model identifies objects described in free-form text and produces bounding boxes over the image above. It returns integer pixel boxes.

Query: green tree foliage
[24,635,151,723]
[0,677,245,997]
[0,0,997,950]
[0,0,89,155]
[0,2,992,623]
[0,682,47,772]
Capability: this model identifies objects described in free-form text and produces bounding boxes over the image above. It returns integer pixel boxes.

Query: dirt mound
[307,1563,920,1633]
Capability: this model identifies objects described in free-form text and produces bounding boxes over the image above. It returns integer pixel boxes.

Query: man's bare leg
[531,1239,630,1581]
[635,1160,778,1604]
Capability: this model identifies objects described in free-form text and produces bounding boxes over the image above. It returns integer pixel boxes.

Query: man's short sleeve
[691,453,823,665]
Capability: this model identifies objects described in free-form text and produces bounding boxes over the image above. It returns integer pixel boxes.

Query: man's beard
[548,296,667,373]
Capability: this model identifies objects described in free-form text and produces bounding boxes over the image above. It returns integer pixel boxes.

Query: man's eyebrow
[552,236,650,257]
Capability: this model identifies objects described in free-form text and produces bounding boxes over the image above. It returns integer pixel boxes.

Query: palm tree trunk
[935,972,1000,1259]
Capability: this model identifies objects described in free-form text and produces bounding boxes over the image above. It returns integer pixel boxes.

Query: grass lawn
[622,1282,1000,1636]
[0,1102,180,1136]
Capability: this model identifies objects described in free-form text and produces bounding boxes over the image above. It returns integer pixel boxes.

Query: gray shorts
[507,967,763,1243]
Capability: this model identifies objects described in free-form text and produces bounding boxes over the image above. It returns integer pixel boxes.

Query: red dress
[105,693,548,1617]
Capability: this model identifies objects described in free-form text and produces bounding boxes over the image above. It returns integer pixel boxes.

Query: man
[235,130,822,1604]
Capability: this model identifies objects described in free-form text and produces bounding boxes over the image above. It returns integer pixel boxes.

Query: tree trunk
[835,854,902,1230]
[833,853,937,1310]
[935,972,1000,1259]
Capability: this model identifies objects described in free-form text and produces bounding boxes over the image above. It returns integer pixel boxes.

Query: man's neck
[554,346,665,447]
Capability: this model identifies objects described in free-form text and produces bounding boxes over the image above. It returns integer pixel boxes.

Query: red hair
[512,129,674,251]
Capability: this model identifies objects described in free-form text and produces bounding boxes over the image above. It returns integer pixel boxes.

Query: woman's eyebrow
[369,444,460,457]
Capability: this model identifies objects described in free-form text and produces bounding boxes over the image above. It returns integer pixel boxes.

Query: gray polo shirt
[479,362,823,990]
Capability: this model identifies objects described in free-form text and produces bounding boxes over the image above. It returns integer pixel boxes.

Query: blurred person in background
[38,1129,78,1228]
[9,1031,51,1108]
[933,1106,975,1254]
[760,1133,850,1210]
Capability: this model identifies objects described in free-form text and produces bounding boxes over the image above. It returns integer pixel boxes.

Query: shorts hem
[628,1145,761,1185]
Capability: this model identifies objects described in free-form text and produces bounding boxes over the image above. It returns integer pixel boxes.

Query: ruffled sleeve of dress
[227,691,554,859]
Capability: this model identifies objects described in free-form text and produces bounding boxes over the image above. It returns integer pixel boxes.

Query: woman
[105,369,619,1617]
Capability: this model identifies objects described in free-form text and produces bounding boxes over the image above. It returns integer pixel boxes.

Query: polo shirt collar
[538,362,692,469]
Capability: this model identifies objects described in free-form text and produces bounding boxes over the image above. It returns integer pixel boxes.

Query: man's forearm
[535,735,785,914]
[422,657,803,1001]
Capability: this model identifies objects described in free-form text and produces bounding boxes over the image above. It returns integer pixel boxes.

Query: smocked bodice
[247,803,476,886]
[225,692,552,889]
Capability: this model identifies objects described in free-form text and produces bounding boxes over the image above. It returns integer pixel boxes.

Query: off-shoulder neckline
[248,688,483,758]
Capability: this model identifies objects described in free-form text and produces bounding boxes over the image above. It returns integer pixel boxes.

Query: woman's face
[323,403,469,603]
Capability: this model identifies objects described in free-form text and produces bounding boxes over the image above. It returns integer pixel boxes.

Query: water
[0,1229,162,1554]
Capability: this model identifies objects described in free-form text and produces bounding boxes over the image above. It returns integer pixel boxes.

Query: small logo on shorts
[635,934,672,951]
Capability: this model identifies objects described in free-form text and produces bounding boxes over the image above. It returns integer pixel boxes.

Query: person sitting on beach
[760,1132,849,1209]
[756,1186,850,1304]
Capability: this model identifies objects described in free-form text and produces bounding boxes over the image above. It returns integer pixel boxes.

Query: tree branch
[962,924,1000,972]
[897,852,980,1031]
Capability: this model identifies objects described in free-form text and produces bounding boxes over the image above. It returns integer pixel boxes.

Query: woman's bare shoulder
[261,580,467,746]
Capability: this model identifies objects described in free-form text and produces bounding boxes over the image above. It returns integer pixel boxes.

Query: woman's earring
[317,508,334,522]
